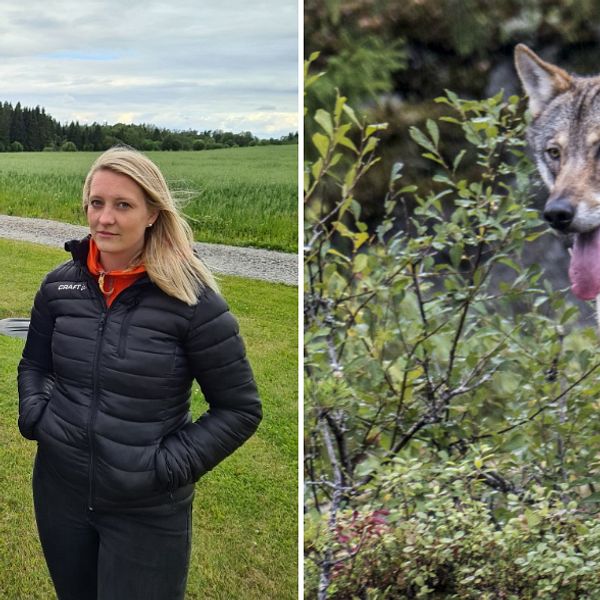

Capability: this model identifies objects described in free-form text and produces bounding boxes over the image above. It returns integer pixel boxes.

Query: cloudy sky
[0,1,298,138]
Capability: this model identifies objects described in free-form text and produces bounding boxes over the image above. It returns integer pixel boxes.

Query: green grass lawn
[0,238,298,599]
[0,146,298,252]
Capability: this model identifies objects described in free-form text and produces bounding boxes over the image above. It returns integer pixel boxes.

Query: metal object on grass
[0,318,30,339]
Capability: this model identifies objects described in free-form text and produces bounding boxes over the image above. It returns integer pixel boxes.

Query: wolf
[514,44,600,304]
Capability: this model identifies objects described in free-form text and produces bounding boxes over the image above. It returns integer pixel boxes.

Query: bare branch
[317,416,345,600]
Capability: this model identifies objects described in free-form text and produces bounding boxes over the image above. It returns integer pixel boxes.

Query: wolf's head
[515,44,600,300]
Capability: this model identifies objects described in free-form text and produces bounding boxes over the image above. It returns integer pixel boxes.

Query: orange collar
[87,238,146,305]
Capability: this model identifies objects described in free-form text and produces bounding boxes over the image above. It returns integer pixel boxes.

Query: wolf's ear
[514,44,572,117]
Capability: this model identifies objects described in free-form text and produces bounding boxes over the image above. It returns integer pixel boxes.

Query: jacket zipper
[79,264,149,511]
[88,311,106,511]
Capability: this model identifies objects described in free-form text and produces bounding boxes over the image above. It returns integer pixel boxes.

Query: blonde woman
[17,147,262,600]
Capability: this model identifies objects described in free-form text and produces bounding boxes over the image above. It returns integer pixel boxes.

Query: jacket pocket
[117,299,139,358]
[155,445,175,494]
[94,443,166,505]
[18,395,49,441]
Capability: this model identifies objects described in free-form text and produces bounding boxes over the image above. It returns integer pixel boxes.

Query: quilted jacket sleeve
[156,289,262,490]
[17,279,55,440]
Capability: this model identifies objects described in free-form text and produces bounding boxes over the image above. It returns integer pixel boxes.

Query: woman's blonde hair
[82,146,218,305]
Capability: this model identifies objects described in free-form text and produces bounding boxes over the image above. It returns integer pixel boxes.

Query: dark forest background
[0,101,298,152]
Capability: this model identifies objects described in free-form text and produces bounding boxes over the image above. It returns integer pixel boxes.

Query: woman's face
[87,169,157,271]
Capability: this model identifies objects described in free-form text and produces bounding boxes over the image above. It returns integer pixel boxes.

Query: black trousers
[32,454,192,600]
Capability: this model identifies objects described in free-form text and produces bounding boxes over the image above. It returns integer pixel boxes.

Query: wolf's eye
[546,146,561,161]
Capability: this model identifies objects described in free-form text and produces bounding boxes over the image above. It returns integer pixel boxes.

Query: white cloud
[0,0,298,138]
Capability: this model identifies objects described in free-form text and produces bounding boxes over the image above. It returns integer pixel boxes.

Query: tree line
[0,101,298,152]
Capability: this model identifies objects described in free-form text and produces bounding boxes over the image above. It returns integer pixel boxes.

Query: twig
[317,417,344,600]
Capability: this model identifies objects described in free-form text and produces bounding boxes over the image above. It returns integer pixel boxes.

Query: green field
[0,146,298,252]
[0,239,298,599]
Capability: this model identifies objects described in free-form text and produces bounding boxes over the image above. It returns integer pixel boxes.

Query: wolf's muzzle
[543,199,575,232]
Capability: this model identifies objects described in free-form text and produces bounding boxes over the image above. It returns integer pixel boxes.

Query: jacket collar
[64,235,91,266]
[65,235,151,289]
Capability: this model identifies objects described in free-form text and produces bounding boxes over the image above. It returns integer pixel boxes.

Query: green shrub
[61,141,77,152]
[307,457,600,599]
[304,56,600,598]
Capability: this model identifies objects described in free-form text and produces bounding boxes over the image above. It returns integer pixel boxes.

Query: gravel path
[0,215,298,286]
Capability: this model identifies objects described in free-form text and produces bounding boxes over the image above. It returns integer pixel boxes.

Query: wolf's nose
[544,199,575,232]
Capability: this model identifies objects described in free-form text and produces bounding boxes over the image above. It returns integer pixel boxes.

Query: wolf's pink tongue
[569,229,600,300]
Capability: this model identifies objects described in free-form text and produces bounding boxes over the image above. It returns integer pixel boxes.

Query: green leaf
[453,149,466,172]
[334,93,347,123]
[525,509,541,528]
[314,109,334,136]
[305,72,324,89]
[426,119,439,148]
[312,132,330,158]
[328,154,341,169]
[336,130,358,153]
[310,157,323,180]
[344,164,357,189]
[365,123,388,137]
[422,152,445,166]
[409,126,436,154]
[353,233,369,251]
[433,174,452,186]
[327,248,351,263]
[399,185,418,193]
[497,257,520,273]
[439,116,461,124]
[342,104,361,127]
[389,161,404,184]
[449,244,463,268]
[362,136,379,156]
[354,252,369,272]
[332,220,352,238]
[446,89,459,103]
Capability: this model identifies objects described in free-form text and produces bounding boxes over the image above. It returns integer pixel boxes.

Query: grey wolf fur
[515,44,600,306]
[515,44,600,234]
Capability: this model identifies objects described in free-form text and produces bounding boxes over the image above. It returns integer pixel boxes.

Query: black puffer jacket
[18,237,262,511]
